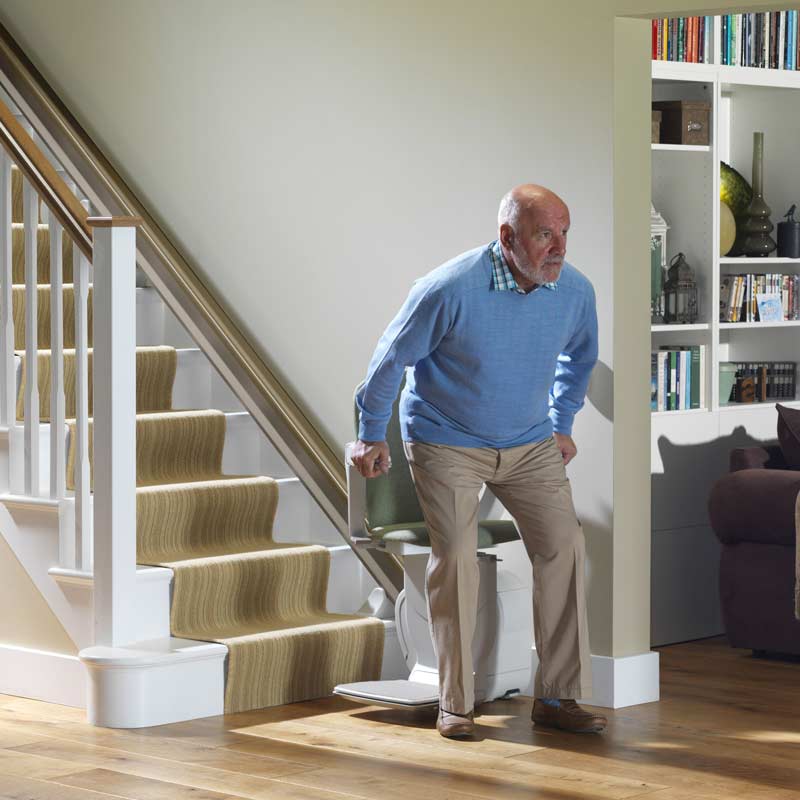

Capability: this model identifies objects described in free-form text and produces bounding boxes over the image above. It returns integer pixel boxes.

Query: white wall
[3,0,780,660]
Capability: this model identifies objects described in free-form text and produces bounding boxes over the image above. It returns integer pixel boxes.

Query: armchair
[708,443,800,656]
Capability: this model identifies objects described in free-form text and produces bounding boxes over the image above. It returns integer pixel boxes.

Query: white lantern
[650,203,670,323]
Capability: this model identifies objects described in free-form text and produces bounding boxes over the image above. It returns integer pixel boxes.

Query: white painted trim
[48,564,173,589]
[0,493,60,511]
[92,224,138,647]
[532,648,660,709]
[0,151,14,431]
[0,643,85,707]
[80,638,227,728]
[22,177,39,497]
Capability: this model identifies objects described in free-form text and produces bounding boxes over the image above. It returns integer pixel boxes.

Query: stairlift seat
[368,519,518,548]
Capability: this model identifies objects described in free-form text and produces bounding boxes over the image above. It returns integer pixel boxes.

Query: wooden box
[652,100,710,146]
[651,110,661,144]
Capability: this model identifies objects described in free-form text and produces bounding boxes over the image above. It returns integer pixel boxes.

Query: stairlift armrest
[345,441,372,545]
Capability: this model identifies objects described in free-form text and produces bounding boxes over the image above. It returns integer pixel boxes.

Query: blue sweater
[357,242,598,448]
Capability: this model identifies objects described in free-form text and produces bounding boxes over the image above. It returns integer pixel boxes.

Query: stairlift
[333,386,532,710]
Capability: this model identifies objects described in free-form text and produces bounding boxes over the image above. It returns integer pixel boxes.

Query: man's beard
[512,242,563,286]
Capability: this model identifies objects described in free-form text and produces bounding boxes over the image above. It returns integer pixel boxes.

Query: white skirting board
[0,644,86,707]
[532,647,660,709]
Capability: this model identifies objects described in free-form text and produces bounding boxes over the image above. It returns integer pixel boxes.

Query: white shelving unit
[650,15,800,647]
[651,143,712,152]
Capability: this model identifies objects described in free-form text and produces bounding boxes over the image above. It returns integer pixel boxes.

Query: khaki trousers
[402,436,592,714]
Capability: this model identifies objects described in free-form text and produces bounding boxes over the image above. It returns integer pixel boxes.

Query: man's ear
[499,223,513,249]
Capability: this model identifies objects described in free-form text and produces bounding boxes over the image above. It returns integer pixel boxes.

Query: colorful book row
[719,273,800,323]
[651,346,706,412]
[720,11,800,69]
[651,17,713,63]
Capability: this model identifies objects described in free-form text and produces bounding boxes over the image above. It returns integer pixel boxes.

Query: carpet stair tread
[162,546,384,713]
[17,345,175,421]
[137,475,283,563]
[10,283,93,349]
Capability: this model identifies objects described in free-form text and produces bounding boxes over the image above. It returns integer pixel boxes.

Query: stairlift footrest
[333,680,439,709]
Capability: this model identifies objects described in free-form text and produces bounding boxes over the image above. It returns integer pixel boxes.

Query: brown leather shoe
[531,699,607,733]
[436,708,475,738]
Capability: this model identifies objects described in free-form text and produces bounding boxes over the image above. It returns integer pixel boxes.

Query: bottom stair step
[162,546,385,713]
[215,614,385,713]
[80,637,228,728]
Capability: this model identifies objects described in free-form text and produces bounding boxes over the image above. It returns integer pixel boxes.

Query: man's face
[510,202,570,287]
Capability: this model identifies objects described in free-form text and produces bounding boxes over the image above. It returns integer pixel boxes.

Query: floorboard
[1,636,798,800]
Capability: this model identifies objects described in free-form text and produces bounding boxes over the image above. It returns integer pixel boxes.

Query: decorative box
[651,110,661,144]
[651,100,710,146]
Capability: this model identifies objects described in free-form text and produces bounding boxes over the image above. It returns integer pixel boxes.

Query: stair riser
[272,477,341,546]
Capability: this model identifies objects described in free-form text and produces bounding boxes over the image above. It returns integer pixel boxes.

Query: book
[657,351,668,411]
[720,275,733,321]
[651,353,658,410]
[756,292,783,322]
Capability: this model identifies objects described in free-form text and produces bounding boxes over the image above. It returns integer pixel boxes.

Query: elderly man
[352,184,606,738]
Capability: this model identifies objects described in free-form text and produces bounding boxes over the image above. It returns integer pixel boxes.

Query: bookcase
[650,14,800,646]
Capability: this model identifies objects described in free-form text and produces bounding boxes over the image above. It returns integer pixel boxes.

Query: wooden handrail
[0,99,91,259]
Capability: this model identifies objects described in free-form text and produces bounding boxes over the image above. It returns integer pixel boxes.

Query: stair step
[164,546,384,713]
[66,409,228,491]
[79,636,227,728]
[11,223,74,284]
[17,345,176,421]
[11,283,92,350]
[137,476,280,563]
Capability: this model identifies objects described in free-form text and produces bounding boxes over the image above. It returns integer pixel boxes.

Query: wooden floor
[1,636,799,799]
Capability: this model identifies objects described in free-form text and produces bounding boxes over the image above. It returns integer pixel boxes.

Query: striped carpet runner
[10,166,383,713]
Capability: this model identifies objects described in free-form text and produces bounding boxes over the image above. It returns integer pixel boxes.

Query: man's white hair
[497,190,524,232]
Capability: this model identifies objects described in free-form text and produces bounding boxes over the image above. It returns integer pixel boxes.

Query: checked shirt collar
[489,240,559,294]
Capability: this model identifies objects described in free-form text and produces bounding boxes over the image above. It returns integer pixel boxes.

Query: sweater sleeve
[357,280,452,441]
[548,282,599,436]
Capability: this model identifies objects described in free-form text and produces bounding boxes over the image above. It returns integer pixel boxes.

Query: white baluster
[0,152,13,432]
[49,218,65,500]
[23,178,39,496]
[74,248,91,570]
[89,217,139,647]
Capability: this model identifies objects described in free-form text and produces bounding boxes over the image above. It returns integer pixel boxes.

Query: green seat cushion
[369,519,519,548]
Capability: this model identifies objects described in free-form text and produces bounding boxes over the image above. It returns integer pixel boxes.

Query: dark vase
[740,132,777,257]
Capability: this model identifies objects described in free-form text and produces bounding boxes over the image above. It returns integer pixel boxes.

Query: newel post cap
[86,216,143,228]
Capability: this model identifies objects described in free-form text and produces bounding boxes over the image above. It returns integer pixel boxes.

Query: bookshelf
[650,12,800,647]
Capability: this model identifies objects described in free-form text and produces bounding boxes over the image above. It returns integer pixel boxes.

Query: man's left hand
[553,433,577,465]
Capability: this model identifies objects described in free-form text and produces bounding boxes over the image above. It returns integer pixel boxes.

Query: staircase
[0,108,400,726]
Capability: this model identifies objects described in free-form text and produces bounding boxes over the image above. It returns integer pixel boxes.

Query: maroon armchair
[708,442,800,656]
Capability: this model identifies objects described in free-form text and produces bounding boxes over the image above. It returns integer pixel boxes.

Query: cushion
[369,519,519,548]
[776,404,800,469]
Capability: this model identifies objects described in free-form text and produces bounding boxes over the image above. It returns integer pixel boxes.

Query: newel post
[87,216,143,647]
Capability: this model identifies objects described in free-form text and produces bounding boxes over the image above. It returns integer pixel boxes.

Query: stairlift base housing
[335,444,532,710]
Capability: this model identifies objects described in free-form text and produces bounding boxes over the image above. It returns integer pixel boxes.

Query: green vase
[740,132,777,257]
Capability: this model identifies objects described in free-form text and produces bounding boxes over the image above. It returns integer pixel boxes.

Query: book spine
[663,18,669,60]
[699,16,704,63]
[659,351,668,411]
[651,353,657,410]
[699,346,706,409]
[690,346,700,409]
[669,351,677,411]
[652,19,658,59]
[780,10,786,69]
[722,15,728,64]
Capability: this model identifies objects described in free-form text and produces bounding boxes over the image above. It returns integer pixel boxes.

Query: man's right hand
[351,439,392,479]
